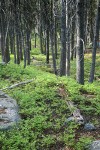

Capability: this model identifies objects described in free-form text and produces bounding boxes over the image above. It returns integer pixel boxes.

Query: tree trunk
[40,24,43,54]
[5,34,10,63]
[1,0,5,62]
[76,0,84,85]
[66,1,70,76]
[26,30,31,65]
[60,0,66,76]
[54,17,58,59]
[50,0,57,75]
[34,33,37,48]
[1,19,5,62]
[89,0,100,83]
[70,19,75,60]
[24,36,27,68]
[40,1,44,54]
[84,0,88,47]
[19,33,23,61]
[46,26,50,64]
[16,33,20,64]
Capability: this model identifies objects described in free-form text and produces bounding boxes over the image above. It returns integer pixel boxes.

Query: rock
[84,123,96,131]
[66,116,75,123]
[88,140,100,150]
[0,91,21,130]
[0,62,6,65]
[65,116,84,125]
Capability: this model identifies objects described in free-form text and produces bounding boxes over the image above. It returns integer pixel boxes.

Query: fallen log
[1,79,34,90]
[67,101,84,124]
[58,85,84,124]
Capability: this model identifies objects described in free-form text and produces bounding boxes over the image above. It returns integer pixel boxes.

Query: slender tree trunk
[13,31,16,64]
[84,0,88,47]
[40,25,43,54]
[5,34,10,63]
[1,19,5,62]
[9,22,14,54]
[16,33,20,64]
[66,1,70,76]
[70,18,75,60]
[89,0,96,44]
[26,29,31,65]
[60,0,66,76]
[34,33,37,48]
[50,0,57,74]
[9,34,13,54]
[54,1,58,59]
[19,33,23,60]
[54,17,58,59]
[76,0,84,85]
[40,1,44,54]
[46,25,50,64]
[24,36,27,68]
[89,0,100,83]
[1,0,5,62]
[15,0,20,64]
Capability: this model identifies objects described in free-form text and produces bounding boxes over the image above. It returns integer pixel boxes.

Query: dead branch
[1,79,34,90]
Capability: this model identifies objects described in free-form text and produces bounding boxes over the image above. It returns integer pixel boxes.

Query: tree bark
[46,26,49,64]
[76,0,84,85]
[50,0,57,75]
[40,1,44,54]
[26,29,31,65]
[70,16,75,61]
[89,0,100,83]
[34,32,37,48]
[54,1,58,59]
[60,0,66,76]
[66,1,70,76]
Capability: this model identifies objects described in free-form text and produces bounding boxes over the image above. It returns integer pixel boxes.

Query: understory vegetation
[0,47,100,150]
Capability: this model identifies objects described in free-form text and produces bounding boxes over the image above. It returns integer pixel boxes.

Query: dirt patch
[75,126,100,141]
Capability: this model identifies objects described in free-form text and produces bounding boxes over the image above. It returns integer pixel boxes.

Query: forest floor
[0,48,100,150]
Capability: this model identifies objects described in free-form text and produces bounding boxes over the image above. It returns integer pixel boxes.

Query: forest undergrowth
[0,48,100,150]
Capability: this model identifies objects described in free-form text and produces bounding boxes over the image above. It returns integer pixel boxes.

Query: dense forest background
[0,0,100,150]
[0,0,100,84]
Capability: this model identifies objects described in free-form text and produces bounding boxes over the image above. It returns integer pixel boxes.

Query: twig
[1,79,34,90]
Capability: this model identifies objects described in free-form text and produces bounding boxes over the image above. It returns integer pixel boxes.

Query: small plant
[74,136,93,150]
